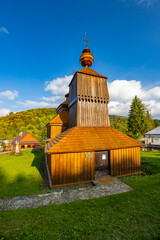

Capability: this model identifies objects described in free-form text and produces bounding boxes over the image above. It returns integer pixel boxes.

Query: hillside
[0,109,129,145]
[110,115,128,133]
[1,109,159,145]
[0,108,56,145]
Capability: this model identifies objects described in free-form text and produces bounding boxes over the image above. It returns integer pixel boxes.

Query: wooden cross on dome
[83,33,90,48]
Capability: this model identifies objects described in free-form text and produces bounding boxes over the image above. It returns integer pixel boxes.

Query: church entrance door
[95,151,110,177]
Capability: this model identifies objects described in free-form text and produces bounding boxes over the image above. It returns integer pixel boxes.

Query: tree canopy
[127,96,158,138]
[0,106,159,145]
[0,108,56,146]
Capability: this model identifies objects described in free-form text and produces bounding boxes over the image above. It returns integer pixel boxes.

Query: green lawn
[0,150,160,240]
[0,149,46,198]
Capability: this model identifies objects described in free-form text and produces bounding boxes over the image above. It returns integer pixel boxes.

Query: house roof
[145,126,160,135]
[19,141,41,145]
[45,127,144,154]
[12,133,41,145]
[12,133,28,145]
[48,111,69,125]
[77,66,107,79]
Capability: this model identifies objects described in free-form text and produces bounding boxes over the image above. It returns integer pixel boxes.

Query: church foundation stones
[0,177,132,211]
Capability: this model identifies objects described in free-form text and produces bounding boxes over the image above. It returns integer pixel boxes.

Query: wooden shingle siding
[110,147,141,177]
[49,152,95,187]
[47,127,144,154]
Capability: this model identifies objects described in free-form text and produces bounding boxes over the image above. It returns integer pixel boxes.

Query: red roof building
[12,132,41,150]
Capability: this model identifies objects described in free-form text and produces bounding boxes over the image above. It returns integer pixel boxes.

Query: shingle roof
[145,126,160,135]
[19,141,41,145]
[45,127,144,153]
[12,133,28,145]
[48,111,69,125]
[12,133,41,145]
[77,66,107,79]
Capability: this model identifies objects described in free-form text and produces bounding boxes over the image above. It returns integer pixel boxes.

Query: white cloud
[45,75,73,95]
[137,0,153,7]
[148,87,160,100]
[122,0,157,7]
[42,96,64,102]
[108,80,147,102]
[15,75,159,119]
[108,79,160,118]
[0,90,18,100]
[0,108,10,117]
[17,100,57,108]
[0,27,9,34]
[42,75,72,108]
[109,101,131,116]
[144,100,160,117]
[0,100,3,103]
[15,75,73,111]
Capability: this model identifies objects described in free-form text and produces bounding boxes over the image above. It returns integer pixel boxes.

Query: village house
[0,140,12,152]
[145,126,160,147]
[12,132,41,150]
[45,41,144,188]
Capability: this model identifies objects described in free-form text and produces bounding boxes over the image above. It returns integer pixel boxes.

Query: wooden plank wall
[77,73,109,101]
[49,152,95,187]
[69,75,77,103]
[69,102,77,127]
[110,147,141,177]
[51,125,63,139]
[68,75,77,127]
[47,125,50,138]
[77,73,110,127]
[47,154,51,175]
[77,99,110,127]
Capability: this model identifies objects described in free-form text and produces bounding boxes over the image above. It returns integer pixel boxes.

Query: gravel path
[0,177,132,211]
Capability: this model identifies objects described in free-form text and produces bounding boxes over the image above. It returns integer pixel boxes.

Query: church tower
[45,37,143,188]
[68,41,110,127]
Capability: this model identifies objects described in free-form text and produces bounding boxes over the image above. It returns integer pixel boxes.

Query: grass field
[0,149,47,198]
[0,150,160,240]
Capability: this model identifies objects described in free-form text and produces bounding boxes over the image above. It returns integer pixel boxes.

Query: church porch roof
[47,111,69,125]
[45,127,144,154]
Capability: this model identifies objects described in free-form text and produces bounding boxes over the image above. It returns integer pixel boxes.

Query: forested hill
[0,108,56,145]
[0,108,130,145]
[110,115,128,133]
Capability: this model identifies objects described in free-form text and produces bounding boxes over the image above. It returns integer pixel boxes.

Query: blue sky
[0,0,160,118]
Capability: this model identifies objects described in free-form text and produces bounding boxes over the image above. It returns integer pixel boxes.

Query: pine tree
[145,110,154,132]
[128,96,147,138]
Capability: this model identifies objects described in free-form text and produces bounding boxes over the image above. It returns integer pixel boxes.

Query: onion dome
[80,48,94,67]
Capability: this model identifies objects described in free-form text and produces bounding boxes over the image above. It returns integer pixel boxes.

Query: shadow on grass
[0,150,50,199]
[31,149,50,191]
[0,168,42,199]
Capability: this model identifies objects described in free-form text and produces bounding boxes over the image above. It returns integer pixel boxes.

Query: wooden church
[45,40,144,187]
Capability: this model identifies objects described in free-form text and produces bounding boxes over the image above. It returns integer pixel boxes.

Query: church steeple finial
[83,33,90,48]
[80,34,94,67]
